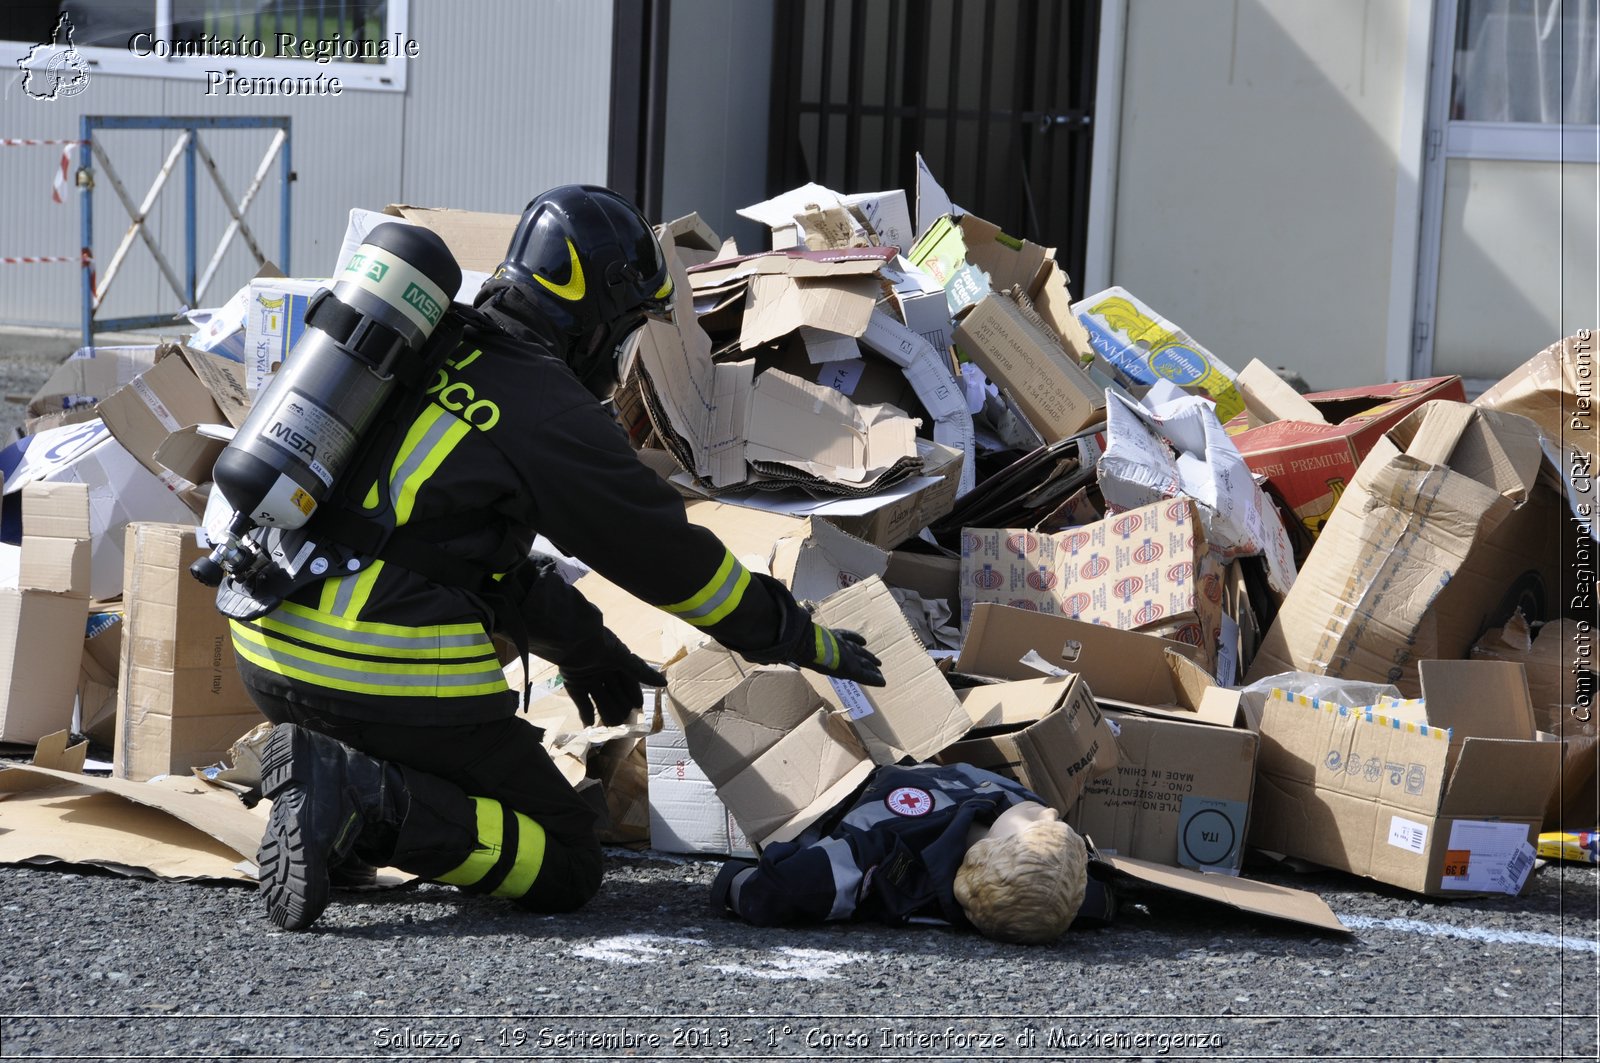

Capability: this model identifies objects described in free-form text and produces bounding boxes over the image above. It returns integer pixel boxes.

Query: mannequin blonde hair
[953,819,1088,945]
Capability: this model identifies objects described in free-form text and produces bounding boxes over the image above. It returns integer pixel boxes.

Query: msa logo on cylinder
[402,281,444,327]
[267,420,317,458]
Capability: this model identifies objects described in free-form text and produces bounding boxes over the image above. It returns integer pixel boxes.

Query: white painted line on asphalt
[709,946,870,981]
[569,936,865,981]
[1341,914,1600,954]
[571,933,709,964]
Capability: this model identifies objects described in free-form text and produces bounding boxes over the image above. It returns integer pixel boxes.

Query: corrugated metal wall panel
[0,75,402,329]
[399,0,613,214]
[0,78,169,330]
[0,1,610,331]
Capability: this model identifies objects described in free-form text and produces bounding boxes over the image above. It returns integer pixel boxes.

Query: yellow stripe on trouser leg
[434,796,547,898]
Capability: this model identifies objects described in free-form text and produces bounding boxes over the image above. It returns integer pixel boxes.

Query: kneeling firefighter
[211,185,885,931]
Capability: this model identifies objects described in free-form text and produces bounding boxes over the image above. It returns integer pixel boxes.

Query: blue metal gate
[78,115,293,347]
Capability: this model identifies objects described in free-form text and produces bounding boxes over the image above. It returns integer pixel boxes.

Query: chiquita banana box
[1074,286,1244,424]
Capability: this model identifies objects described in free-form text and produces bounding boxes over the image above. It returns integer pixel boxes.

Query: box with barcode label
[1250,659,1558,896]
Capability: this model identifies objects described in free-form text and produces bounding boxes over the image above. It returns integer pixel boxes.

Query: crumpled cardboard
[742,369,920,493]
[0,731,263,881]
[1,730,411,885]
[738,183,914,252]
[1098,385,1298,595]
[1473,331,1598,534]
[664,575,970,847]
[1471,613,1598,830]
[1474,332,1598,463]
[954,289,1103,441]
[939,674,1120,816]
[1247,401,1566,695]
[0,419,195,601]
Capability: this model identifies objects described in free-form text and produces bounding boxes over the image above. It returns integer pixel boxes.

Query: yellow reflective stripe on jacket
[231,620,505,695]
[254,600,492,657]
[435,797,546,898]
[230,592,505,699]
[661,548,751,628]
[311,387,477,624]
[391,403,472,525]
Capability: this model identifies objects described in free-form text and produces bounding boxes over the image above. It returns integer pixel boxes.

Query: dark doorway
[609,0,671,222]
[768,0,1101,286]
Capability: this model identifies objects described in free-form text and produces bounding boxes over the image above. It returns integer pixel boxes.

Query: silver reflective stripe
[244,633,503,690]
[327,571,362,617]
[391,409,460,506]
[673,563,744,623]
[263,608,490,653]
[820,837,864,920]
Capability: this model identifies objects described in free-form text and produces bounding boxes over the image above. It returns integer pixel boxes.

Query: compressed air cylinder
[212,223,461,531]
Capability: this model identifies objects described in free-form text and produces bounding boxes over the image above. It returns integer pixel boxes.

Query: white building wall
[1109,0,1416,389]
[0,2,611,331]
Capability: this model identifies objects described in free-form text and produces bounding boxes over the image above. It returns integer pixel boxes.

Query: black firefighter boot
[257,723,406,931]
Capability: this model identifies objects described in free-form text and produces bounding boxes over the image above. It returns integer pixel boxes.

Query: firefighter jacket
[230,317,796,724]
[723,763,1042,928]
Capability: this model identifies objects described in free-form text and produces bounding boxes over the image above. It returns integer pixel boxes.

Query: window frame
[1409,0,1599,385]
[9,0,410,93]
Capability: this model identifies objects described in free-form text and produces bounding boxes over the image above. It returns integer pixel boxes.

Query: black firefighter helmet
[477,184,673,399]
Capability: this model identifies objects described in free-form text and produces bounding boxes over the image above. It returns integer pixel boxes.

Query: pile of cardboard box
[0,165,1592,920]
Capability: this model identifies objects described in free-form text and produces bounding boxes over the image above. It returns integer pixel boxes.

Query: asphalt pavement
[0,851,1596,1061]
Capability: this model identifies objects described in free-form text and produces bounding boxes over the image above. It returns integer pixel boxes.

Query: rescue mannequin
[712,763,1097,944]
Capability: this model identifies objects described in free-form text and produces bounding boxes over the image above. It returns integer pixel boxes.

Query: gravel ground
[0,328,80,442]
[0,330,1596,1061]
[0,850,1596,1061]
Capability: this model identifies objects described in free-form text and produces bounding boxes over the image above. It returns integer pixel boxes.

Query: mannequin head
[953,801,1088,945]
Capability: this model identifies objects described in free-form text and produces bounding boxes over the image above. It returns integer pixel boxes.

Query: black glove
[558,629,667,727]
[735,573,885,686]
[802,624,886,687]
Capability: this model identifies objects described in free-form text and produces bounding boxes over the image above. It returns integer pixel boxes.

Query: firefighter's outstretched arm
[523,401,886,687]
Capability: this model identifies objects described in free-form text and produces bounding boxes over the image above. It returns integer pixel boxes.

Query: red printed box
[960,498,1224,671]
[1224,376,1464,538]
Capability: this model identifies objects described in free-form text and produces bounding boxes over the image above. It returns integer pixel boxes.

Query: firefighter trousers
[244,682,603,913]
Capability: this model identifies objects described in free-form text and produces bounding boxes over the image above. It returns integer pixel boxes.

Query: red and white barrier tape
[50,144,73,203]
[0,251,96,296]
[2,138,86,202]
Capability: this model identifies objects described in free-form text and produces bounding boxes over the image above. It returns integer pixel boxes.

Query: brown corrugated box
[113,523,264,781]
[1251,660,1559,896]
[0,482,92,744]
[1247,401,1565,696]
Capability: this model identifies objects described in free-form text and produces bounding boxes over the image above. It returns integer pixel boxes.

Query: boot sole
[257,726,331,931]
